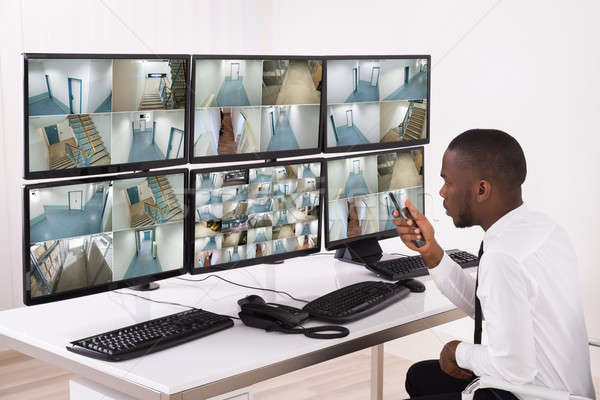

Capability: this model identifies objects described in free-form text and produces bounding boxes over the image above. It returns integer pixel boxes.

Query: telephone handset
[238,295,349,339]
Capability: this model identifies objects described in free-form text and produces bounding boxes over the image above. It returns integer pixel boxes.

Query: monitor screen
[325,148,424,249]
[191,57,323,162]
[24,170,188,305]
[191,160,322,272]
[325,56,430,152]
[24,54,189,179]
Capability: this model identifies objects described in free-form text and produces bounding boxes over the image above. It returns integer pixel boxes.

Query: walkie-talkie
[388,192,426,248]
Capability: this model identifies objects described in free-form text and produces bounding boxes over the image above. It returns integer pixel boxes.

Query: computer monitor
[24,54,190,179]
[324,56,430,153]
[190,159,322,273]
[190,56,324,162]
[23,169,188,305]
[324,147,425,265]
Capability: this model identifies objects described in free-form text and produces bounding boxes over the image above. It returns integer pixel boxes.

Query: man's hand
[393,199,444,268]
[439,340,474,380]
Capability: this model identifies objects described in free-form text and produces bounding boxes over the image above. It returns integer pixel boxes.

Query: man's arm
[394,200,477,317]
[455,251,538,384]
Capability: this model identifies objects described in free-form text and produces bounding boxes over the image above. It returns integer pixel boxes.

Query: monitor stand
[264,260,284,264]
[129,282,160,291]
[334,238,404,266]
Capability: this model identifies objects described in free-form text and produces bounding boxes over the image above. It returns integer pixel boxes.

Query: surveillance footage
[194,162,321,268]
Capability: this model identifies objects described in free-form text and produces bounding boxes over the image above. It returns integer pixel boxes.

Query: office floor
[28,98,66,116]
[1,322,599,400]
[217,77,250,106]
[128,130,163,162]
[30,191,106,243]
[266,112,300,151]
[345,81,379,103]
[384,71,428,101]
[335,125,370,147]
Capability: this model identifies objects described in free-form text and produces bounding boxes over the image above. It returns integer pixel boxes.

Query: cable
[176,275,310,304]
[113,290,241,320]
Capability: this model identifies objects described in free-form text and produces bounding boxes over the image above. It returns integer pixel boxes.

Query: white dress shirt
[429,204,595,398]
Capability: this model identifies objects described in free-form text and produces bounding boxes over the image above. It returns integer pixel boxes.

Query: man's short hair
[447,129,527,188]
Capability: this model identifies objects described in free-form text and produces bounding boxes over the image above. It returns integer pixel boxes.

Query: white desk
[0,255,466,400]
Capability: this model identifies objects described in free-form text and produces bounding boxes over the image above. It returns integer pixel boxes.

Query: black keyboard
[67,309,234,362]
[303,281,410,323]
[367,249,478,281]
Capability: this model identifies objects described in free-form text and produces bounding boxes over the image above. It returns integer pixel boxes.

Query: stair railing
[65,115,98,166]
[159,61,185,108]
[65,143,86,166]
[144,177,174,222]
[399,102,414,138]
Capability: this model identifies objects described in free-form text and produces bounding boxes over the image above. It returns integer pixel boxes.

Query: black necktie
[474,241,484,344]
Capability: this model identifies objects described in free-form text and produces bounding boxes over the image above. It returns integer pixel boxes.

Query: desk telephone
[238,295,349,339]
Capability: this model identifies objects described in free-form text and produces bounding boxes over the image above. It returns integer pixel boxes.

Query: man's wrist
[421,240,444,268]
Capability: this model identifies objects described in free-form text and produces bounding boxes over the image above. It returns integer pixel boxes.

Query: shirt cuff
[428,251,458,280]
[455,341,472,370]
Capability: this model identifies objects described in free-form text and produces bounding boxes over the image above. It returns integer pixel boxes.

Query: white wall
[111,180,136,231]
[154,109,185,158]
[101,187,112,231]
[194,60,222,105]
[231,107,260,149]
[287,105,319,149]
[166,173,184,209]
[28,191,45,220]
[194,108,220,156]
[112,229,136,281]
[380,101,409,137]
[1,0,599,354]
[239,60,263,105]
[36,184,94,211]
[112,59,144,112]
[328,103,380,144]
[87,60,112,112]
[326,60,356,104]
[357,61,381,84]
[155,222,183,271]
[27,61,47,98]
[110,112,134,164]
[379,59,420,99]
[90,114,111,152]
[40,59,91,111]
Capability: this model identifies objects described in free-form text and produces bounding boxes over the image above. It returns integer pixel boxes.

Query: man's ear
[476,180,492,202]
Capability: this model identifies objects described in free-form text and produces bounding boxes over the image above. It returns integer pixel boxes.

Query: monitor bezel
[23,53,191,180]
[323,146,425,250]
[22,168,190,306]
[189,157,323,274]
[322,55,431,153]
[188,55,325,164]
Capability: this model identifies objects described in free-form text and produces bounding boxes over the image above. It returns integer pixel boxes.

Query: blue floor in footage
[30,192,106,243]
[345,81,379,103]
[384,71,428,100]
[217,78,250,106]
[95,94,112,113]
[267,114,300,151]
[335,125,370,147]
[29,98,67,116]
[128,131,164,163]
[124,237,162,279]
[344,172,370,198]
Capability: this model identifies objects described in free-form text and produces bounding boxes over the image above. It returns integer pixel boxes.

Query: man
[394,129,595,400]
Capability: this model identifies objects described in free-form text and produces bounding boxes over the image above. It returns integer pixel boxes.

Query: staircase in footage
[139,59,187,110]
[144,176,184,225]
[382,103,427,143]
[401,105,426,141]
[61,115,111,169]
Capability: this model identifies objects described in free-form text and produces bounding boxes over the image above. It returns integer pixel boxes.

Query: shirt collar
[483,203,528,250]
